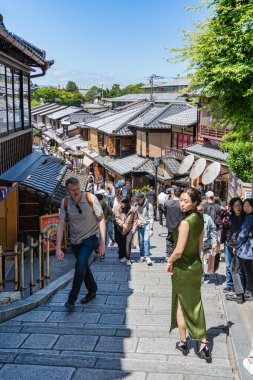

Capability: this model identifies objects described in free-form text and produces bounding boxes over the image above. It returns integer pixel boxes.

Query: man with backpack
[203,191,221,224]
[121,180,132,200]
[56,177,106,311]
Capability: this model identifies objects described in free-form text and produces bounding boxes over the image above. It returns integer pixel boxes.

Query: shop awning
[83,156,93,167]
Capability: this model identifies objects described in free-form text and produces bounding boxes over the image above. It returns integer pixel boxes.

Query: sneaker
[244,291,253,301]
[126,260,132,266]
[120,257,127,263]
[226,293,244,304]
[110,240,115,246]
[65,298,75,311]
[243,358,253,375]
[223,287,234,293]
[145,257,153,266]
[138,257,145,263]
[100,255,105,260]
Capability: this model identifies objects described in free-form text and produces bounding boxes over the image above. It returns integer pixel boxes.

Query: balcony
[164,147,184,160]
[199,125,230,141]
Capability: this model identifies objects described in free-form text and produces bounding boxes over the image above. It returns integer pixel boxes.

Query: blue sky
[2,0,207,88]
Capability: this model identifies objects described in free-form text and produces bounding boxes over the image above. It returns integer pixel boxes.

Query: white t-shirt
[158,192,167,205]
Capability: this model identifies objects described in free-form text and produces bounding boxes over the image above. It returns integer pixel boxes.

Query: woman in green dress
[166,188,211,362]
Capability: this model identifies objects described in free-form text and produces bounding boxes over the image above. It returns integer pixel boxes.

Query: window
[6,67,14,132]
[23,75,30,128]
[14,72,22,130]
[0,64,7,134]
[177,133,193,150]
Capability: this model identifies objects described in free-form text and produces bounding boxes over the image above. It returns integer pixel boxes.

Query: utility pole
[148,74,165,102]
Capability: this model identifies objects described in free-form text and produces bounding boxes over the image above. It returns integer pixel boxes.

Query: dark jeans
[231,255,253,295]
[166,230,174,257]
[117,231,133,259]
[69,234,99,302]
[224,244,245,289]
[158,203,166,226]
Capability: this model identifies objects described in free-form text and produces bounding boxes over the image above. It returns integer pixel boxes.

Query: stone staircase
[0,245,234,379]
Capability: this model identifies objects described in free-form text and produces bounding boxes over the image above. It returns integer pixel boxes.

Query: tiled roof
[184,144,228,162]
[160,107,197,127]
[84,103,151,135]
[53,170,88,206]
[103,93,182,103]
[38,105,68,117]
[21,159,67,197]
[61,136,88,152]
[69,112,98,123]
[47,107,82,121]
[0,153,47,182]
[0,21,54,70]
[31,103,56,115]
[128,103,191,129]
[133,159,172,181]
[161,157,180,174]
[104,154,148,175]
[42,129,63,144]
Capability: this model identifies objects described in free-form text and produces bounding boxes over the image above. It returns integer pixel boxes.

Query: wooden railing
[199,125,229,140]
[0,233,50,296]
[164,147,184,160]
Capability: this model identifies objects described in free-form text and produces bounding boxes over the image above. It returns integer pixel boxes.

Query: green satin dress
[170,210,206,340]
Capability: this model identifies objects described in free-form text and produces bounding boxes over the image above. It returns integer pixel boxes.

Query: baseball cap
[206,191,214,198]
[95,189,108,196]
[134,192,145,200]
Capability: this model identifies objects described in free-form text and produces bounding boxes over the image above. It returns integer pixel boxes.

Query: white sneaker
[120,258,126,263]
[243,358,253,375]
[145,257,153,266]
[126,260,132,266]
[138,257,145,263]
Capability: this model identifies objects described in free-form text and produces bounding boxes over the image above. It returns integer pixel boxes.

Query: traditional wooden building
[0,15,53,249]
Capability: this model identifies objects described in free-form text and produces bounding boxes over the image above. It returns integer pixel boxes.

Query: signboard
[244,190,252,199]
[40,214,67,252]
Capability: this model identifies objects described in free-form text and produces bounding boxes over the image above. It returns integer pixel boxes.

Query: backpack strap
[63,197,69,222]
[86,193,93,208]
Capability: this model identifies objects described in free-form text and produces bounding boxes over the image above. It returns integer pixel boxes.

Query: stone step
[1,351,233,379]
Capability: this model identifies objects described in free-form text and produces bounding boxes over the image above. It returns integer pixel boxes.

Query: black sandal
[176,340,189,356]
[197,341,212,363]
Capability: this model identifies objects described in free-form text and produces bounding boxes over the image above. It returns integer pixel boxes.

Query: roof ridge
[144,103,174,125]
[112,103,153,133]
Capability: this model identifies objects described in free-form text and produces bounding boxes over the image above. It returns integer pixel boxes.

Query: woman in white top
[158,187,168,227]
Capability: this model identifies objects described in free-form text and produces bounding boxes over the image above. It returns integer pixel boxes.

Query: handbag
[207,251,220,274]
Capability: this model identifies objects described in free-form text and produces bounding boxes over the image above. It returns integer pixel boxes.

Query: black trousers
[158,203,166,226]
[166,230,174,257]
[231,255,253,295]
[117,231,133,259]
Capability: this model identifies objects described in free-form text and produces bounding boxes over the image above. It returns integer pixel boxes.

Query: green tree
[32,87,59,103]
[84,86,102,102]
[171,0,253,182]
[58,90,83,107]
[65,81,79,92]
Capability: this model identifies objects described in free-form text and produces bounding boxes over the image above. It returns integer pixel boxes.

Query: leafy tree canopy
[32,87,83,107]
[65,81,79,92]
[171,0,253,182]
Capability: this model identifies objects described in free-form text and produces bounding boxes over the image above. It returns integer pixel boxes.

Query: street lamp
[153,157,160,221]
[73,146,84,173]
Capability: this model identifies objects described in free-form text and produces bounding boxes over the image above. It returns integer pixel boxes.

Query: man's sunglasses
[76,204,82,214]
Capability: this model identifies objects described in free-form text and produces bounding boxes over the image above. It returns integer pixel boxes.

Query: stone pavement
[0,224,237,379]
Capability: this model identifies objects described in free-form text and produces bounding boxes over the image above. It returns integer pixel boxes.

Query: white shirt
[158,192,167,205]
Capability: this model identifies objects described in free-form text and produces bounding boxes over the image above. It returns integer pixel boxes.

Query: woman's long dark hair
[120,196,131,214]
[183,187,202,206]
[229,197,243,215]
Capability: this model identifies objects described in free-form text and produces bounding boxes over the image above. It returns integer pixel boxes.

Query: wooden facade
[0,187,18,250]
[136,129,172,158]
